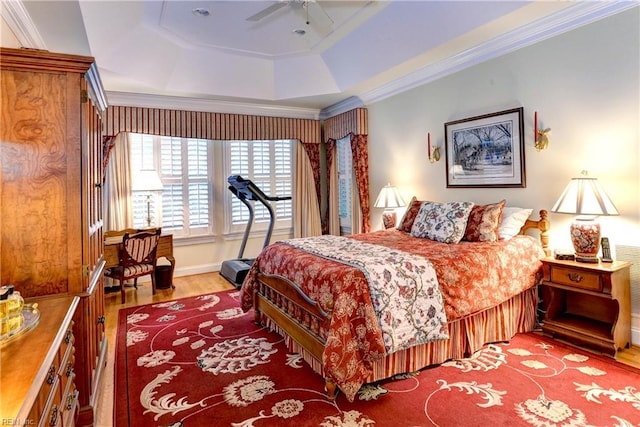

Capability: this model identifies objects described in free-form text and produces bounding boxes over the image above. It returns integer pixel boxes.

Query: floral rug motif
[115,290,640,426]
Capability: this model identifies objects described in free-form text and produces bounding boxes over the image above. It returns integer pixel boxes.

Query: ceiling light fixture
[292,28,306,36]
[192,8,210,17]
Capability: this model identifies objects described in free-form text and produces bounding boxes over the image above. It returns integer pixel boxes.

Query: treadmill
[220,175,292,288]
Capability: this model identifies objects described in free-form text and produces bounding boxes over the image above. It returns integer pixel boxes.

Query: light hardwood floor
[94,273,640,426]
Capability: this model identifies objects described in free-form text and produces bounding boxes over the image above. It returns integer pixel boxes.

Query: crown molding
[106,91,321,120]
[86,63,108,112]
[359,1,638,106]
[319,96,365,120]
[1,0,47,49]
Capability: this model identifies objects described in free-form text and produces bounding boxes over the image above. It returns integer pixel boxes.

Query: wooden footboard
[253,272,337,398]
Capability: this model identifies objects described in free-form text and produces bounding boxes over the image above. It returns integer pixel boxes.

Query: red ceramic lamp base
[382,210,397,230]
[571,218,600,263]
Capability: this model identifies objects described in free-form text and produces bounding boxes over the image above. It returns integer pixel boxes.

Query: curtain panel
[103,132,133,232]
[323,108,370,234]
[294,142,322,237]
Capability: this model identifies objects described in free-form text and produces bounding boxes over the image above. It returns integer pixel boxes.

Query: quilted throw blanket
[281,235,449,354]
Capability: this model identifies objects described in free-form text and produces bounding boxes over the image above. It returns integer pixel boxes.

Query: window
[337,136,355,235]
[129,133,213,238]
[128,134,293,241]
[225,140,294,234]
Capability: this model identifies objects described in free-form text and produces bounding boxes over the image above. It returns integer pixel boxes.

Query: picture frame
[444,107,525,188]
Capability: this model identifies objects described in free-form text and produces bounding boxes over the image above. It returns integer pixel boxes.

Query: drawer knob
[47,365,56,385]
[49,405,59,426]
[567,272,584,283]
[66,390,79,410]
[65,329,73,344]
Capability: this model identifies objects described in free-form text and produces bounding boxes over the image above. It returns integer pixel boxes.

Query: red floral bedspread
[240,229,544,401]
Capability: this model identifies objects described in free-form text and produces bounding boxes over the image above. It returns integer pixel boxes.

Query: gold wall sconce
[534,111,550,151]
[427,132,441,163]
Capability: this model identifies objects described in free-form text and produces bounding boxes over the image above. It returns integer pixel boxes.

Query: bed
[240,202,550,402]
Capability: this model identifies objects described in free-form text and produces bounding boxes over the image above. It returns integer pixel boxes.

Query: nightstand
[539,258,631,357]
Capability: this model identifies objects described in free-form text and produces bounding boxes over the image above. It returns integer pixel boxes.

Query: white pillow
[498,207,533,240]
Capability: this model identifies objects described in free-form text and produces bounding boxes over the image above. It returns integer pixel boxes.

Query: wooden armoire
[0,48,107,426]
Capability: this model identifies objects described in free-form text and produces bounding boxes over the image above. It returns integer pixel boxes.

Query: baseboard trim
[174,263,221,277]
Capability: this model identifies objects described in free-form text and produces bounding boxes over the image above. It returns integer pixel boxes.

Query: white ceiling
[4,1,636,117]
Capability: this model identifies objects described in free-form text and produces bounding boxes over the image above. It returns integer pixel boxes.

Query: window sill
[224,228,293,242]
[172,234,217,247]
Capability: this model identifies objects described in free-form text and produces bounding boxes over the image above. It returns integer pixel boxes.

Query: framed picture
[444,107,525,188]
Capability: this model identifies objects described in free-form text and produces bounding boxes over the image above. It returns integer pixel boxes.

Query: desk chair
[104,228,161,303]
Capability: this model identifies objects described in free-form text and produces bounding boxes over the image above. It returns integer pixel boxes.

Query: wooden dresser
[0,48,108,426]
[1,296,79,426]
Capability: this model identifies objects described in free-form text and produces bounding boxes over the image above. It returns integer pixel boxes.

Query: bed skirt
[261,286,538,386]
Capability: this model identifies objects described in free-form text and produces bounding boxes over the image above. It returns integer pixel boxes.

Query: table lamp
[551,171,618,263]
[133,169,164,227]
[374,183,406,229]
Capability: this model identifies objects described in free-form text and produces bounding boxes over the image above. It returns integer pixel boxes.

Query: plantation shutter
[229,141,251,224]
[161,137,185,229]
[228,140,293,226]
[187,139,209,229]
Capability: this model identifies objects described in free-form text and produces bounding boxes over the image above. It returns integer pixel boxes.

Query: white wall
[367,9,640,343]
[1,16,21,48]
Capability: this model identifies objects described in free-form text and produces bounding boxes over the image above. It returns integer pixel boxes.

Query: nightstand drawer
[550,266,601,291]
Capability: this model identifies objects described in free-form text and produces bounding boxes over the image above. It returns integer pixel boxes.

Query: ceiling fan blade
[305,2,334,28]
[246,2,289,22]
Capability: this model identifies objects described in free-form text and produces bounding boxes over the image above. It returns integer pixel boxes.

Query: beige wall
[366,9,640,342]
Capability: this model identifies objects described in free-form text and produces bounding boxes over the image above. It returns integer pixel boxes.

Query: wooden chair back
[122,229,162,269]
[104,228,162,303]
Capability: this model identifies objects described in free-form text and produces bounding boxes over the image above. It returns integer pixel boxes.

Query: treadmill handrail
[227,175,291,251]
[228,175,291,202]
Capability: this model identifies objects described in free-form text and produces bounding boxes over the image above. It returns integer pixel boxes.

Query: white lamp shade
[132,170,164,192]
[551,177,618,216]
[374,184,406,209]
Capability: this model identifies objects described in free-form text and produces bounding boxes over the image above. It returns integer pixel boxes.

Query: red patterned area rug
[115,290,640,426]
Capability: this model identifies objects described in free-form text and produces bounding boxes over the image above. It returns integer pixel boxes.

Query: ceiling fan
[246,0,334,28]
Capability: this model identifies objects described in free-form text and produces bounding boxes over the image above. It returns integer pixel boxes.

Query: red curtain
[324,134,370,234]
[350,133,370,233]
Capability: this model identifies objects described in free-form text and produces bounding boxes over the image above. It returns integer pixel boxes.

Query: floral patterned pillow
[410,201,475,243]
[396,196,422,232]
[463,200,506,242]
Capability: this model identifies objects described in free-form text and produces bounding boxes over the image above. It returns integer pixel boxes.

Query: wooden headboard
[520,209,550,256]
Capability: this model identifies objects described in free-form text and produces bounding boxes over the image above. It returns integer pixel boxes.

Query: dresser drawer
[59,350,75,402]
[58,322,74,364]
[61,373,79,427]
[550,265,601,291]
[28,357,61,423]
[37,378,62,427]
